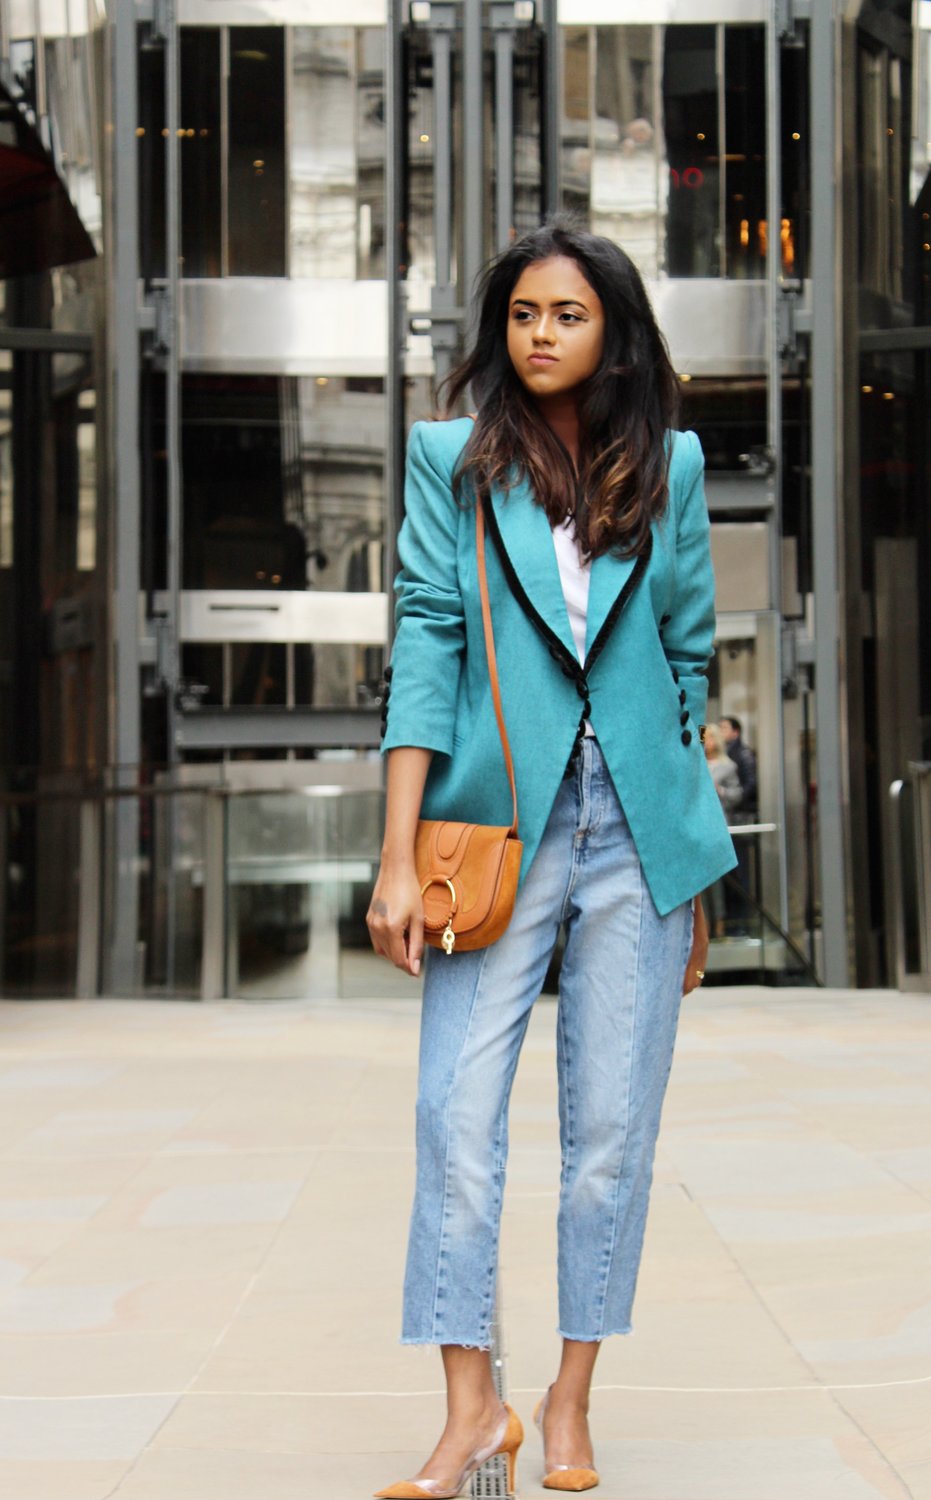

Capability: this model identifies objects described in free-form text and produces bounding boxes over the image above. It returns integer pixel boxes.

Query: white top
[551,517,595,736]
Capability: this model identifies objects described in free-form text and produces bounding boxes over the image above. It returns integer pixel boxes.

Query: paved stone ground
[0,985,929,1500]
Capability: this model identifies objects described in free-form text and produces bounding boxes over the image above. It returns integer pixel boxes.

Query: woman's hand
[367,858,425,977]
[367,746,433,978]
[683,892,709,995]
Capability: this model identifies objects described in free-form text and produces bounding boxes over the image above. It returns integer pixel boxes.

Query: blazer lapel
[585,550,639,657]
[486,475,579,663]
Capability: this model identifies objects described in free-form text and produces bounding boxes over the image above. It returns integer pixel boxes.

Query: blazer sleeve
[662,431,716,729]
[380,422,465,756]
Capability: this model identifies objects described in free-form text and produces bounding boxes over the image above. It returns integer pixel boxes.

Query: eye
[512,308,534,321]
[558,311,582,323]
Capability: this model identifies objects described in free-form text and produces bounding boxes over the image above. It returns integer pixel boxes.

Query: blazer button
[681,729,692,746]
[672,668,680,684]
[680,710,689,726]
[661,613,671,625]
[679,689,686,705]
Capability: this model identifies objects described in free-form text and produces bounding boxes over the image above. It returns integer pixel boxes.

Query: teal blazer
[381,417,737,917]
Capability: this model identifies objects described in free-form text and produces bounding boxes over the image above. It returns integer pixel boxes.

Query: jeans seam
[429,942,492,1342]
[592,853,643,1338]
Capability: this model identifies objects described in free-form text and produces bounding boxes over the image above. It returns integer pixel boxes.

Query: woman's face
[506,255,605,400]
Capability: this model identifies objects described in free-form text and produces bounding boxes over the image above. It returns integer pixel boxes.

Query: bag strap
[475,498,518,837]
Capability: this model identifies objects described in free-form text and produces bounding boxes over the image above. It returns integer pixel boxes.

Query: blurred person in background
[702,721,742,940]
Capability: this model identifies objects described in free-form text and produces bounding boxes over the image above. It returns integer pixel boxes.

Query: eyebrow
[510,297,590,312]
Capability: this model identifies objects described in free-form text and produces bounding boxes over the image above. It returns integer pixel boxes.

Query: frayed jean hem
[556,1324,633,1341]
[400,1336,492,1350]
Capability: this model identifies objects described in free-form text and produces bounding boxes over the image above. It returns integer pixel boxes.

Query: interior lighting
[135,126,145,137]
[791,131,800,141]
[679,372,692,382]
[271,574,282,584]
[696,132,705,141]
[758,219,768,256]
[887,127,894,136]
[733,192,744,202]
[161,128,169,137]
[253,159,264,168]
[923,212,930,221]
[739,218,749,247]
[316,377,329,386]
[861,385,873,394]
[882,391,895,400]
[420,133,430,143]
[923,243,931,252]
[200,128,209,137]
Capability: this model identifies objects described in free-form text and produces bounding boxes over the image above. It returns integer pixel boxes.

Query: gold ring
[695,969,705,980]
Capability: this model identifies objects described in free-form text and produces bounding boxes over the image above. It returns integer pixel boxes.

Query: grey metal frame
[808,0,850,987]
[107,0,143,992]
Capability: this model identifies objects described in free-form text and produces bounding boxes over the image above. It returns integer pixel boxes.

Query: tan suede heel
[533,1393,600,1493]
[374,1403,523,1499]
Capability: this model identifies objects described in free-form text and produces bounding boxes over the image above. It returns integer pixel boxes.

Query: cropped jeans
[402,738,693,1347]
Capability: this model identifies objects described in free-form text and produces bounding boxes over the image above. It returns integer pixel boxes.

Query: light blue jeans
[402,739,694,1346]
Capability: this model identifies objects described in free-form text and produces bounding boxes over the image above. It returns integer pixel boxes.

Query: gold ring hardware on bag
[421,877,459,954]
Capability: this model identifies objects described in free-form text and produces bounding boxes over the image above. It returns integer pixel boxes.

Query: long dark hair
[438,215,680,560]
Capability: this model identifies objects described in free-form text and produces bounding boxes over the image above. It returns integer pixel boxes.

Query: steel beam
[491,4,515,251]
[462,0,483,343]
[765,3,789,934]
[540,0,560,215]
[385,0,406,635]
[809,0,850,986]
[175,707,382,751]
[107,0,143,993]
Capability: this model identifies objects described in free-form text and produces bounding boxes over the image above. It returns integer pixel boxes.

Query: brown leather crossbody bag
[414,500,523,954]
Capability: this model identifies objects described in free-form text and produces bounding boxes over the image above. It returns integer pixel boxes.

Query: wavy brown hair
[438,216,680,560]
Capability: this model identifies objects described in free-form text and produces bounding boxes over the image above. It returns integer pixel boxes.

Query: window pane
[180,28,222,278]
[290,28,356,277]
[663,24,720,276]
[228,27,286,276]
[138,40,166,281]
[357,28,386,279]
[592,25,661,277]
[724,26,766,280]
[562,27,591,219]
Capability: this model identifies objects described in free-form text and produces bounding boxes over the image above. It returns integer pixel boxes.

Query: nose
[533,314,556,344]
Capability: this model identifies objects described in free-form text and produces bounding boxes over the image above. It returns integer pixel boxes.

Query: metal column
[107,0,143,992]
[539,0,560,215]
[462,0,484,343]
[766,2,790,935]
[809,0,850,986]
[491,3,515,251]
[385,0,406,619]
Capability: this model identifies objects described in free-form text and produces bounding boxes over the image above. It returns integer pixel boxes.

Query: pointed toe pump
[374,1403,523,1500]
[533,1391,600,1493]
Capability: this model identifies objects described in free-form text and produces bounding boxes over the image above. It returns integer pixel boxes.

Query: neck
[536,391,581,470]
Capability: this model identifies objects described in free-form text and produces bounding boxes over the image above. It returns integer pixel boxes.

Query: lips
[528,354,558,365]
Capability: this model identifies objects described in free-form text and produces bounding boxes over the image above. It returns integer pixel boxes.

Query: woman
[367,217,736,1498]
[702,722,743,939]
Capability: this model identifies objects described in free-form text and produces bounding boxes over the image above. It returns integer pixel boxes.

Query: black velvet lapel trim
[480,494,652,681]
[480,495,585,688]
[583,534,653,674]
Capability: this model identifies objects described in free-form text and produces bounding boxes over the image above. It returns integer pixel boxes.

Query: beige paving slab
[0,985,928,1500]
[0,1327,218,1397]
[831,1378,931,1500]
[0,1459,128,1500]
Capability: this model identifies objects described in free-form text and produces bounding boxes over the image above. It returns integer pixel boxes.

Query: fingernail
[412,958,421,975]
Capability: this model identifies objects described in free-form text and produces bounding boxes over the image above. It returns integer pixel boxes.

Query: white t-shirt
[551,516,595,736]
